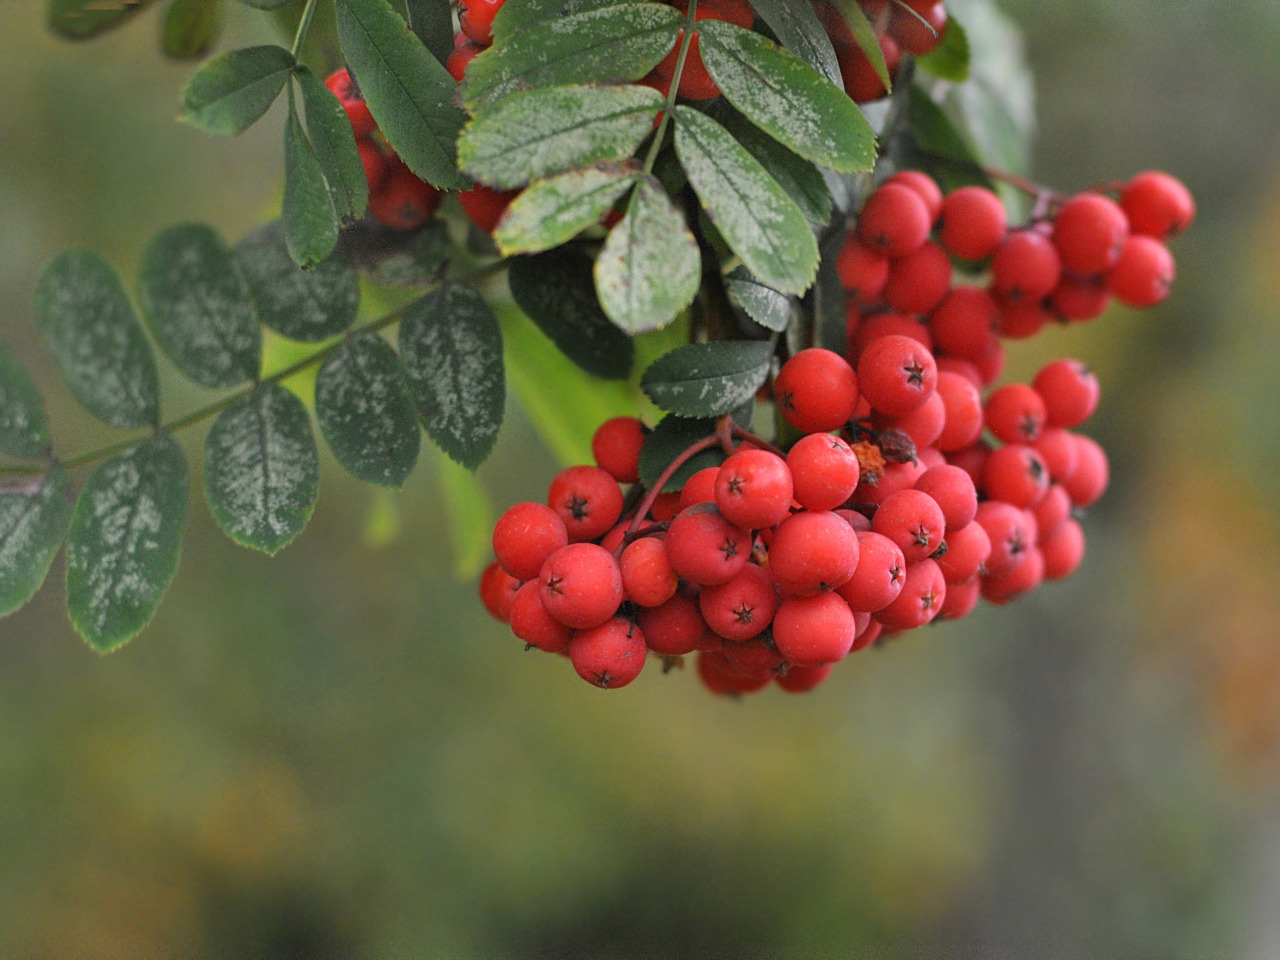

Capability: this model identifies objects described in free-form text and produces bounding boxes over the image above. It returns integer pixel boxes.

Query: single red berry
[679,466,720,510]
[459,184,521,233]
[1048,274,1111,322]
[946,440,991,488]
[998,301,1052,340]
[857,334,938,417]
[652,0,754,100]
[874,558,946,630]
[852,456,925,507]
[510,580,573,653]
[369,161,442,230]
[479,560,521,623]
[873,488,946,563]
[1120,171,1195,240]
[974,500,1033,577]
[547,465,625,542]
[772,592,858,666]
[1060,434,1109,508]
[592,416,647,484]
[650,491,683,523]
[539,542,624,630]
[714,449,794,530]
[697,648,771,695]
[981,545,1045,605]
[619,536,678,608]
[858,183,932,258]
[914,464,978,532]
[929,287,1000,360]
[937,576,981,620]
[446,40,484,83]
[884,241,953,316]
[775,662,835,693]
[934,370,985,452]
[1040,517,1085,581]
[665,503,751,586]
[835,236,890,301]
[325,68,376,138]
[358,140,388,193]
[991,230,1062,303]
[1031,427,1080,482]
[1052,192,1130,274]
[722,634,788,677]
[837,530,906,613]
[836,32,901,103]
[636,593,709,656]
[700,563,778,641]
[847,311,932,365]
[984,382,1047,444]
[570,616,647,689]
[886,170,943,223]
[458,0,505,45]
[981,443,1050,509]
[938,186,1007,261]
[1106,235,1175,308]
[871,390,945,450]
[888,0,947,56]
[775,348,859,433]
[787,433,861,512]
[493,501,570,581]
[769,510,860,596]
[934,519,990,585]
[1032,482,1073,538]
[1033,358,1099,428]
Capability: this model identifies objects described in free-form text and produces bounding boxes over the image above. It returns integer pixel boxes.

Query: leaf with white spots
[204,382,319,554]
[494,165,638,256]
[461,3,682,111]
[0,339,51,459]
[33,250,161,429]
[748,0,844,90]
[0,469,74,619]
[315,334,421,487]
[507,249,633,380]
[698,20,875,174]
[398,283,504,470]
[179,44,294,135]
[594,176,700,335]
[235,220,360,342]
[65,433,190,653]
[139,224,261,388]
[458,84,663,189]
[640,340,773,418]
[673,106,817,296]
[724,266,794,333]
[719,105,832,226]
[491,0,629,43]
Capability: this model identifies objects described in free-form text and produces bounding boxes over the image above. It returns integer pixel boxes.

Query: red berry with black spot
[370,161,442,230]
[787,433,860,512]
[570,616,647,689]
[700,564,778,641]
[775,662,834,693]
[857,333,938,417]
[665,503,751,586]
[837,530,906,612]
[1106,235,1175,308]
[935,519,990,585]
[768,510,860,596]
[775,348,859,433]
[975,500,1033,577]
[858,182,932,258]
[981,546,1044,605]
[872,390,945,450]
[493,501,569,581]
[874,559,946,631]
[1032,427,1080,482]
[539,542,624,630]
[592,416,647,484]
[981,443,1050,509]
[873,488,946,563]
[510,580,573,653]
[714,449,794,531]
[1032,482,1073,538]
[722,634,788,678]
[698,648,771,695]
[929,287,1000,360]
[1052,192,1129,275]
[547,465,624,542]
[991,230,1062,303]
[772,592,858,666]
[1120,171,1195,240]
[984,382,1047,444]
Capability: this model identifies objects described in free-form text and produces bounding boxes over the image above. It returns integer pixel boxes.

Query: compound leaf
[180,43,294,134]
[398,283,504,470]
[33,250,160,429]
[204,381,319,553]
[315,333,421,486]
[66,433,189,653]
[640,340,772,418]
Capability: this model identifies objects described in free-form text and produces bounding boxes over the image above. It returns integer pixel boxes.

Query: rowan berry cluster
[478,166,1192,697]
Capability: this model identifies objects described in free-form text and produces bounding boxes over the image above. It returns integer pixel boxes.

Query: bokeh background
[2,1,1279,956]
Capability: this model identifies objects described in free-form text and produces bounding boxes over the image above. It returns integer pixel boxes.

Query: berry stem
[618,520,671,552]
[625,431,720,534]
[730,425,786,458]
[641,0,698,177]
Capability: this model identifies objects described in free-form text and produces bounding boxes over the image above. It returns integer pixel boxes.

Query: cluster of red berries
[477,166,1192,697]
[816,0,950,103]
[324,61,517,235]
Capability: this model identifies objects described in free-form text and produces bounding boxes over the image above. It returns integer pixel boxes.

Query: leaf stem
[290,0,321,59]
[642,0,699,176]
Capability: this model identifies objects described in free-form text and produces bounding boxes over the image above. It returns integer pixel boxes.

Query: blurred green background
[3,1,1279,956]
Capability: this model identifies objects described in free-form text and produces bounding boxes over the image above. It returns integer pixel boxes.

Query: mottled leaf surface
[494,165,638,256]
[595,177,700,335]
[491,0,628,42]
[297,65,369,222]
[204,382,319,553]
[719,107,832,226]
[0,470,73,619]
[461,4,682,110]
[139,224,261,388]
[315,334,421,486]
[33,250,160,429]
[749,0,843,89]
[724,266,793,332]
[398,284,504,469]
[235,220,360,342]
[507,250,633,380]
[673,106,817,296]
[283,105,341,269]
[458,84,662,189]
[180,44,294,135]
[66,433,189,653]
[641,340,772,418]
[0,341,51,459]
[336,0,467,189]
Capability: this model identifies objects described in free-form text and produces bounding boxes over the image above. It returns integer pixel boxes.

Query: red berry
[981,546,1044,605]
[1106,235,1175,308]
[836,32,901,103]
[570,617,647,689]
[458,0,505,45]
[479,560,521,623]
[847,311,932,365]
[592,416,647,484]
[1052,192,1129,274]
[858,183,932,258]
[1033,359,1099,428]
[699,563,778,641]
[665,504,751,586]
[493,501,570,581]
[934,519,990,585]
[883,241,952,315]
[997,300,1052,339]
[510,580,573,653]
[1032,482,1073,538]
[722,634,788,677]
[873,488,946,563]
[984,382,1047,444]
[539,542,624,630]
[872,390,945,450]
[990,230,1062,303]
[547,465,624,542]
[835,236,890,301]
[1049,274,1111,322]
[937,575,981,620]
[772,592,858,666]
[1032,427,1080,482]
[914,464,978,532]
[981,443,1050,509]
[775,348,859,433]
[698,648,771,695]
[768,510,860,596]
[886,170,943,223]
[620,536,678,608]
[837,530,906,612]
[787,433,861,512]
[358,140,388,193]
[324,68,376,138]
[934,370,984,452]
[775,662,835,693]
[929,287,1000,360]
[678,466,720,510]
[857,334,938,416]
[637,593,709,656]
[459,184,520,233]
[888,0,947,56]
[874,559,945,630]
[974,501,1034,577]
[1120,171,1195,240]
[369,161,442,230]
[1040,518,1085,580]
[938,186,1006,261]
[714,449,794,530]
[446,40,484,83]
[1060,434,1109,508]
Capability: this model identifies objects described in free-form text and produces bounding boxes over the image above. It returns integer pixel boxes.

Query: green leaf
[698,20,875,174]
[507,250,634,380]
[917,14,969,81]
[404,0,454,65]
[365,219,453,287]
[33,250,161,429]
[203,382,319,553]
[458,84,662,189]
[138,224,261,388]
[66,433,190,653]
[897,84,991,192]
[239,0,293,8]
[595,176,700,336]
[0,341,52,459]
[48,0,157,39]
[494,165,638,256]
[179,44,294,135]
[283,103,341,270]
[296,65,369,222]
[430,445,494,579]
[673,106,818,297]
[398,284,505,470]
[461,3,682,111]
[637,403,753,492]
[162,0,222,59]
[235,220,360,341]
[748,0,843,90]
[640,340,773,418]
[724,266,792,333]
[812,226,848,353]
[315,334,421,486]
[718,106,832,226]
[496,297,637,466]
[834,0,890,91]
[0,470,74,619]
[491,0,628,43]
[335,0,467,189]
